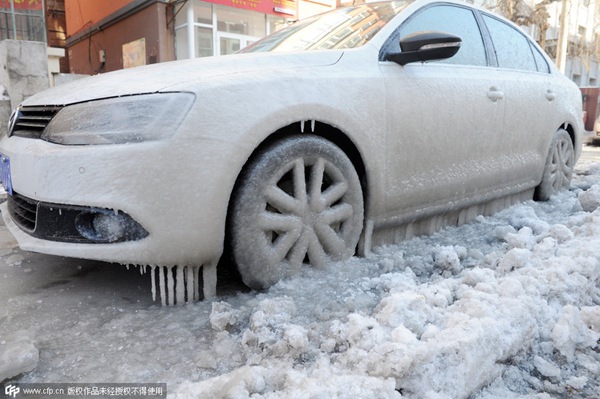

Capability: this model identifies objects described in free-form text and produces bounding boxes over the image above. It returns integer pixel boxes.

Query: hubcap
[259,157,355,268]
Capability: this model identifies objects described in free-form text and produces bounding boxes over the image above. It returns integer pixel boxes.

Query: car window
[530,42,550,73]
[241,1,412,53]
[398,5,487,66]
[482,14,538,72]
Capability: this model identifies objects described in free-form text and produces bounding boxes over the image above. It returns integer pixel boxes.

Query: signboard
[0,0,43,10]
[122,38,146,69]
[211,0,296,17]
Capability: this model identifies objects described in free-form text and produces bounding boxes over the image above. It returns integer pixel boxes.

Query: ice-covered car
[0,0,582,304]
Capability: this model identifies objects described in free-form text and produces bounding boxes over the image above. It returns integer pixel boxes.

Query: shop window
[196,26,213,57]
[0,6,45,42]
[175,28,189,59]
[175,0,287,59]
[216,5,265,37]
[195,2,212,25]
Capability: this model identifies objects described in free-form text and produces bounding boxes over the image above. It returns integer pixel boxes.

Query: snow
[1,150,600,398]
[0,331,38,382]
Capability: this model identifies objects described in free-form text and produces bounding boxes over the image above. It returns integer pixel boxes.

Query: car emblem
[7,106,21,137]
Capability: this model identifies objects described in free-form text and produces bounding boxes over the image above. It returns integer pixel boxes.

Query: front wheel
[230,135,364,289]
[535,129,575,201]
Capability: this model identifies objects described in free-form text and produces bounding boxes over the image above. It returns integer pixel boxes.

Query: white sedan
[0,0,582,304]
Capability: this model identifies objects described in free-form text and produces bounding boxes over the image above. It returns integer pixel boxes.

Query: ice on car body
[0,0,584,304]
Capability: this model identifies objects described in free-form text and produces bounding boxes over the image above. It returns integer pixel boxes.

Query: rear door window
[482,14,538,72]
[531,43,550,73]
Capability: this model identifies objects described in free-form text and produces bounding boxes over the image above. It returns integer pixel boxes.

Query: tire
[535,129,575,201]
[230,135,364,289]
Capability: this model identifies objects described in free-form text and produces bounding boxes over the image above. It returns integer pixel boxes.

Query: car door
[380,4,507,218]
[480,13,560,186]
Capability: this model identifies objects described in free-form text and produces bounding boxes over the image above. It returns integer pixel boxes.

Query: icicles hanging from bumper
[140,262,217,305]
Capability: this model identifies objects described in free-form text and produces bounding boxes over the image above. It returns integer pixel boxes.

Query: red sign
[0,0,43,10]
[209,0,296,17]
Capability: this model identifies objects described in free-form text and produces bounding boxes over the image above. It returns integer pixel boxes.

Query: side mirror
[385,31,462,66]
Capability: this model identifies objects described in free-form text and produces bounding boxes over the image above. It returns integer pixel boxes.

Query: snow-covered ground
[1,147,600,399]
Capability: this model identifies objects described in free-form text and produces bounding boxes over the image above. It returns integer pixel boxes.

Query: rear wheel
[535,129,575,201]
[231,135,364,289]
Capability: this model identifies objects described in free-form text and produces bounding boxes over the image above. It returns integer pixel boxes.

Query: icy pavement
[1,148,600,398]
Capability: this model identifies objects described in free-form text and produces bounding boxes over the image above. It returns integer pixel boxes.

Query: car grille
[8,106,62,139]
[7,192,37,232]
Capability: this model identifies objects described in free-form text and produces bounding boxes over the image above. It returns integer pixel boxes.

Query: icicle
[126,264,130,270]
[203,261,218,299]
[139,265,145,275]
[176,266,185,305]
[159,266,166,307]
[310,119,315,132]
[145,261,220,305]
[167,266,175,306]
[150,266,156,302]
[300,120,305,133]
[362,219,374,258]
[194,266,200,302]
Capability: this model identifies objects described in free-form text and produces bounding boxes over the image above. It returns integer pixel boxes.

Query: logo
[4,384,20,398]
[7,107,20,137]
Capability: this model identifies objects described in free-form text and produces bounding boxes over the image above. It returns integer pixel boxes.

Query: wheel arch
[230,120,369,208]
[561,122,576,146]
[223,120,370,256]
[559,120,583,162]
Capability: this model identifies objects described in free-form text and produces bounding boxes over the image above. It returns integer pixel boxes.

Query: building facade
[65,0,173,74]
[0,0,68,83]
[65,0,335,75]
[545,0,600,87]
[6,0,600,95]
[172,0,291,59]
[0,0,46,42]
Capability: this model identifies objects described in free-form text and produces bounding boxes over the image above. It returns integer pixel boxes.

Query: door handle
[546,90,556,102]
[487,87,504,102]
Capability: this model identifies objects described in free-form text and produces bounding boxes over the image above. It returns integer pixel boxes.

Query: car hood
[24,51,344,106]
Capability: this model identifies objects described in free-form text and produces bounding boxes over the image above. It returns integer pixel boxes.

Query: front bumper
[0,134,239,267]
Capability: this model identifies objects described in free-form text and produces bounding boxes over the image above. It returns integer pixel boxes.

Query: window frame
[379,1,552,74]
[479,12,550,74]
[379,2,493,65]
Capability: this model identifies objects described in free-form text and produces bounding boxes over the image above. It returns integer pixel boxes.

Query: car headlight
[41,92,195,145]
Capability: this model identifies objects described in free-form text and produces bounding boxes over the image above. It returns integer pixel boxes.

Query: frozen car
[0,0,582,303]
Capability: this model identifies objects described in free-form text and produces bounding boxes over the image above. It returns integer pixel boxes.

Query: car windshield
[241,1,411,53]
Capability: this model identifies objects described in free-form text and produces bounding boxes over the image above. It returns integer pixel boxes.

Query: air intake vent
[8,106,62,139]
[7,192,38,232]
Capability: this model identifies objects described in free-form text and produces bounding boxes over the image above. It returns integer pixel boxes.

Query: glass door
[217,32,257,55]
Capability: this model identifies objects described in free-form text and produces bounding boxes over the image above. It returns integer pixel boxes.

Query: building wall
[0,40,50,134]
[65,0,132,36]
[66,2,173,74]
[65,0,334,70]
[547,0,600,87]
